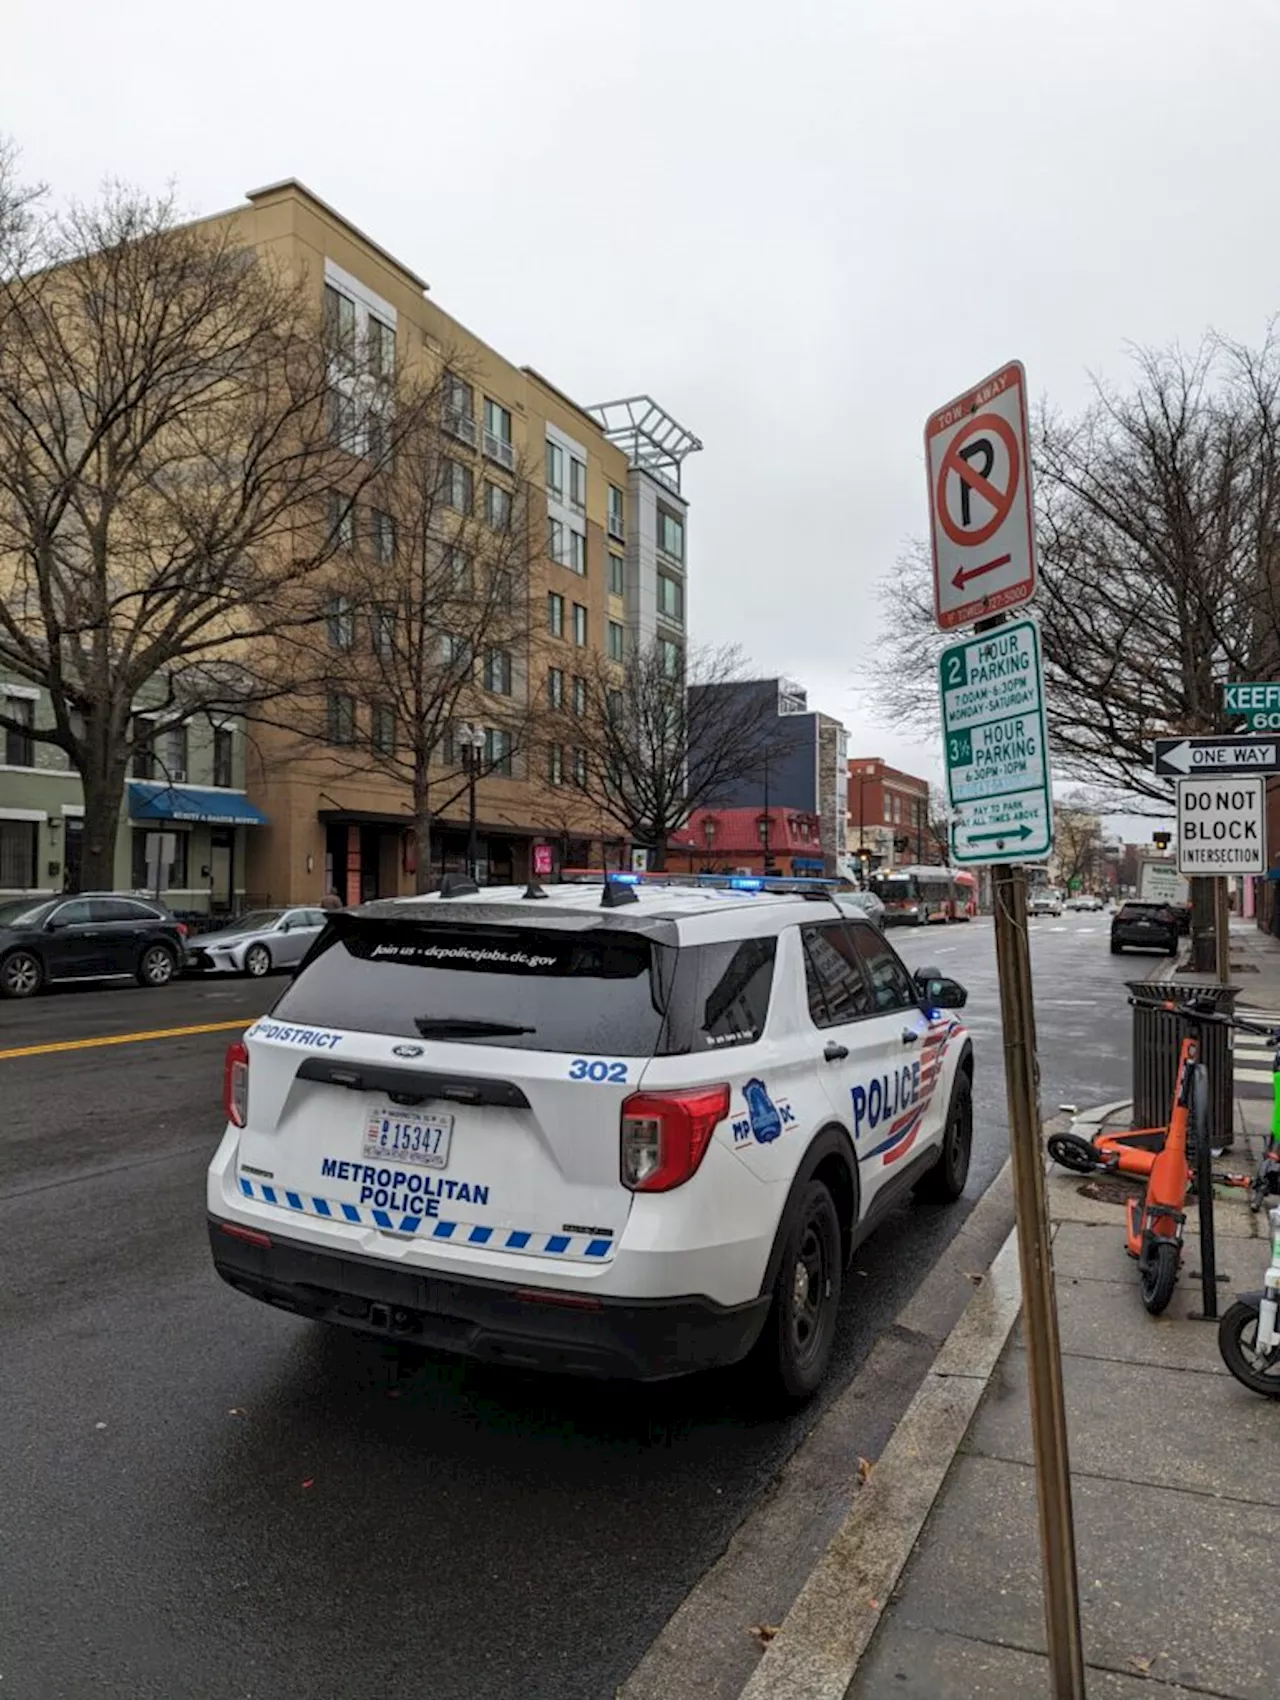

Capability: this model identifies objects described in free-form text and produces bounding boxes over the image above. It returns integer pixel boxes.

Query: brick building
[846,757,935,869]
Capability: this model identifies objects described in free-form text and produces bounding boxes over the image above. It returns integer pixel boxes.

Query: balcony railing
[483,430,516,472]
[443,406,478,447]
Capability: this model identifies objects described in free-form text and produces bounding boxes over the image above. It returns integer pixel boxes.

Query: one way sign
[1153,737,1280,777]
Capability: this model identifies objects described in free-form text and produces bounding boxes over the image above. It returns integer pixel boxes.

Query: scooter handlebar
[1125,997,1280,1041]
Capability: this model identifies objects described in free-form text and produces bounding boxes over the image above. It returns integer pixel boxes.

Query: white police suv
[207,874,973,1397]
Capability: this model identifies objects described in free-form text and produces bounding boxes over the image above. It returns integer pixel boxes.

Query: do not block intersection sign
[1176,778,1265,875]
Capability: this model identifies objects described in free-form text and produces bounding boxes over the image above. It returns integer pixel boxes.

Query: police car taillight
[224,1039,249,1128]
[620,1085,730,1192]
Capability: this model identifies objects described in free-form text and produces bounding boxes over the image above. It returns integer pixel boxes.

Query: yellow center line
[0,1017,258,1062]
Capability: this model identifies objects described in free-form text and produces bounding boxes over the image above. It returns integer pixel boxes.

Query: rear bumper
[208,1214,771,1381]
[1112,929,1177,949]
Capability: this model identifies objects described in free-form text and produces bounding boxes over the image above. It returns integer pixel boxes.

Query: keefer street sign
[1152,737,1280,778]
[1224,681,1280,731]
[940,616,1053,864]
[926,360,1037,631]
[1176,778,1265,876]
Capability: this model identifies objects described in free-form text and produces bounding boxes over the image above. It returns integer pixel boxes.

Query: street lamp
[458,722,486,880]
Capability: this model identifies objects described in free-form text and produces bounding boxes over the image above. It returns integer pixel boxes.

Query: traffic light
[1152,831,1172,851]
[893,834,911,854]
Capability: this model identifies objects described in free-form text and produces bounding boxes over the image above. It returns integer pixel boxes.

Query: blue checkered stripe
[237,1177,614,1261]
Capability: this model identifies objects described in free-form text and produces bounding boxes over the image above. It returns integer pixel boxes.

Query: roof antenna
[522,879,548,900]
[438,873,480,899]
[600,877,638,907]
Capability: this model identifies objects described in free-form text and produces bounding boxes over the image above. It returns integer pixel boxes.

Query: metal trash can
[1127,980,1239,1151]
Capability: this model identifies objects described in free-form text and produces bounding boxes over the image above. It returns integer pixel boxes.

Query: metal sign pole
[1214,876,1231,986]
[992,863,1087,1700]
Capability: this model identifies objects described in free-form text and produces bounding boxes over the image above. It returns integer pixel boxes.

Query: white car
[835,889,886,929]
[207,875,973,1397]
[185,907,329,977]
[1028,890,1064,917]
[1066,894,1104,913]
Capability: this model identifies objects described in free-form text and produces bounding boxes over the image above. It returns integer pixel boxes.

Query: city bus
[869,865,959,925]
[953,869,978,920]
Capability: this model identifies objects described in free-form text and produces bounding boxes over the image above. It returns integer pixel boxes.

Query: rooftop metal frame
[585,396,703,495]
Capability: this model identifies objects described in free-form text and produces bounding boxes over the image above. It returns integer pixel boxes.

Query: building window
[323,282,357,353]
[0,819,37,889]
[607,485,625,539]
[573,604,587,646]
[371,702,396,755]
[571,675,587,717]
[569,529,586,575]
[371,508,396,564]
[328,489,355,550]
[443,457,473,513]
[547,667,564,710]
[485,727,512,777]
[658,573,683,622]
[442,372,475,443]
[131,827,188,894]
[485,480,512,530]
[446,547,473,596]
[659,638,682,678]
[546,440,564,500]
[483,399,514,469]
[606,687,624,724]
[4,696,34,767]
[608,552,625,596]
[548,743,564,786]
[327,693,356,746]
[547,517,567,565]
[372,605,396,659]
[367,316,395,380]
[327,594,356,650]
[572,747,588,789]
[131,717,156,780]
[212,726,234,788]
[442,633,473,673]
[657,508,684,561]
[490,566,513,609]
[327,386,358,453]
[569,457,586,511]
[484,649,513,696]
[608,620,625,662]
[548,592,565,638]
[161,724,188,781]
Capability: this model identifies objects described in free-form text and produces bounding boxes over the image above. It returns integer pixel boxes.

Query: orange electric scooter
[1048,999,1259,1315]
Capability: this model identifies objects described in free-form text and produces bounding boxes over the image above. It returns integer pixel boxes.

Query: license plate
[363,1102,453,1169]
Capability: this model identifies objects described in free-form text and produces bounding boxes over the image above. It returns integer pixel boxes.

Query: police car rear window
[271,921,777,1056]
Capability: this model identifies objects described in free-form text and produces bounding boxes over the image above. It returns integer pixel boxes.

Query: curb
[733,1114,1074,1700]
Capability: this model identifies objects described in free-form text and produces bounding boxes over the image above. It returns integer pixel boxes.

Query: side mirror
[916,968,968,1009]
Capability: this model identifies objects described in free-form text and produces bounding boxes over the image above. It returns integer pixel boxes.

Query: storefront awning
[128,782,269,826]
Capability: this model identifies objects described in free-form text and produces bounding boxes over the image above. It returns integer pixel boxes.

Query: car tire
[0,949,44,999]
[137,943,176,988]
[1110,940,1123,954]
[759,1179,842,1400]
[917,1071,973,1203]
[244,943,272,978]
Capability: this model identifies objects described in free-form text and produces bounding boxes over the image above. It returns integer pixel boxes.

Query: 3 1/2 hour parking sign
[926,360,1037,631]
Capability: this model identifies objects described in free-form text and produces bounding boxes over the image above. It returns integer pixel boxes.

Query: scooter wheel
[1047,1133,1102,1175]
[1140,1240,1179,1315]
[1217,1300,1280,1397]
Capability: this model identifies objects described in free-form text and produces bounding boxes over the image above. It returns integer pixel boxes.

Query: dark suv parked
[1110,901,1180,956]
[0,894,187,998]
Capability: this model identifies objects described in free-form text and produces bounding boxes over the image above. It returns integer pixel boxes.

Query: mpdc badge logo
[743,1078,784,1144]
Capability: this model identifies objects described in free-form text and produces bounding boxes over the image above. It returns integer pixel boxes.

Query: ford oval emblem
[392,1043,424,1058]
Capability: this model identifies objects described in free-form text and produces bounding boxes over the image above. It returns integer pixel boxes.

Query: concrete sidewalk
[844,1097,1278,1699]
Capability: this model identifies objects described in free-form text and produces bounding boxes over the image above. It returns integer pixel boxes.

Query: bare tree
[1053,791,1103,890]
[565,643,785,870]
[0,180,410,888]
[276,369,542,892]
[926,784,953,864]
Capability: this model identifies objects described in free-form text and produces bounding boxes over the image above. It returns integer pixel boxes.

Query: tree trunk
[1190,875,1216,974]
[78,745,129,893]
[413,773,434,896]
[647,836,667,872]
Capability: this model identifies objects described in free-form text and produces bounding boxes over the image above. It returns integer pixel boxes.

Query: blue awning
[128,782,269,827]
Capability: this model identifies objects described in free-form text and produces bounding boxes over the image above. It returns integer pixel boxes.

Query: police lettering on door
[851,1061,921,1143]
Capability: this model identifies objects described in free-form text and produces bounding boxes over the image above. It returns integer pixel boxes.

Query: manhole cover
[1078,1174,1144,1206]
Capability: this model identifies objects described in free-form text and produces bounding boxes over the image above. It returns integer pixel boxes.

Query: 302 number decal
[568,1058,629,1083]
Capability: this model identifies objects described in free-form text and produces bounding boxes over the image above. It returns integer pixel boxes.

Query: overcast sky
[7,0,1278,827]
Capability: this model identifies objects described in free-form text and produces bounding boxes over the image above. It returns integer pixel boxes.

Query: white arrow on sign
[1161,741,1193,774]
[1157,739,1278,774]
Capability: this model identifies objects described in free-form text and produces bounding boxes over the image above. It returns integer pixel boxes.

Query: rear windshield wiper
[413,1017,537,1038]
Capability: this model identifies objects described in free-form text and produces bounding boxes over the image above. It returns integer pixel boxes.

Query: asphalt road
[0,914,1151,1700]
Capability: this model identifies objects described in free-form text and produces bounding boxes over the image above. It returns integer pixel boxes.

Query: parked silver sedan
[184,907,329,978]
[834,889,887,929]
